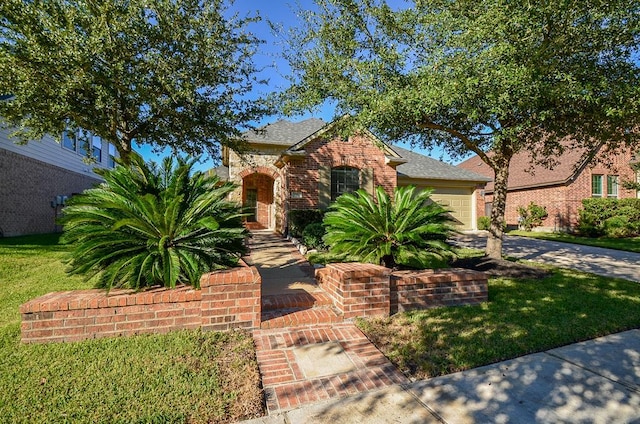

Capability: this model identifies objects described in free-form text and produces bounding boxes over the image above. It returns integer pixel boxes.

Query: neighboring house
[457,146,640,231]
[212,118,490,233]
[0,124,118,236]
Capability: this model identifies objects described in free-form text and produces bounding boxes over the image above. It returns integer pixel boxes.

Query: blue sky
[135,0,452,172]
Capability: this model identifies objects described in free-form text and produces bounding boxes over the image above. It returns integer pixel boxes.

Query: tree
[282,0,640,258]
[0,0,268,163]
[323,186,455,269]
[60,154,248,290]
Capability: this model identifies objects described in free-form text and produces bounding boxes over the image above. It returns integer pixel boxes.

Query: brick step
[261,291,333,311]
[260,307,343,329]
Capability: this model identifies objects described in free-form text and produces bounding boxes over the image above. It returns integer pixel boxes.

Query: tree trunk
[486,153,512,259]
[381,254,396,269]
[117,138,133,165]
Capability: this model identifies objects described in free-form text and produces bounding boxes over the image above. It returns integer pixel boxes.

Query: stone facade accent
[227,148,284,230]
[0,149,101,236]
[316,263,488,318]
[20,263,261,344]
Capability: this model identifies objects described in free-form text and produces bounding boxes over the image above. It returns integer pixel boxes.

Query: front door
[245,189,258,222]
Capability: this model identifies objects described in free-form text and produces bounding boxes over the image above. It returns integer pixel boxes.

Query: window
[62,129,77,151]
[108,143,116,168]
[331,166,359,201]
[77,129,90,157]
[92,135,102,162]
[591,174,603,197]
[607,175,618,198]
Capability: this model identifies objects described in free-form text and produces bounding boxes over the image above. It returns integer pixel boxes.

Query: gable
[457,147,589,192]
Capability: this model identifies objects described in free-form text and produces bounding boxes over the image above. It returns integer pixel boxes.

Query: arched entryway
[242,172,276,229]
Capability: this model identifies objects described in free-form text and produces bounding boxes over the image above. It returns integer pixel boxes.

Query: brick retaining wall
[20,263,261,344]
[316,263,488,317]
[390,268,488,313]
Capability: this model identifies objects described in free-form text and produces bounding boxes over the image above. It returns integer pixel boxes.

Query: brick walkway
[248,230,409,414]
[253,324,409,414]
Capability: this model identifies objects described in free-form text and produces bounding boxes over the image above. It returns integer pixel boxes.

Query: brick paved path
[253,324,408,414]
[247,230,408,414]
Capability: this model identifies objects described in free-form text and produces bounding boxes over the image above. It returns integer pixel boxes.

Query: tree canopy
[0,0,269,162]
[282,0,640,258]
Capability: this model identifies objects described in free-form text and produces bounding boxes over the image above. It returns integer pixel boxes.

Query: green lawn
[0,234,263,423]
[508,230,640,253]
[357,265,640,379]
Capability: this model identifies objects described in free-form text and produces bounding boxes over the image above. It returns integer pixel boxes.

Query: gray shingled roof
[209,165,229,181]
[243,118,326,145]
[394,146,491,182]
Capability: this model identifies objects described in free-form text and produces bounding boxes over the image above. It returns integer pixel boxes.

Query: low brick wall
[20,263,261,344]
[316,263,391,319]
[316,263,488,317]
[390,268,488,313]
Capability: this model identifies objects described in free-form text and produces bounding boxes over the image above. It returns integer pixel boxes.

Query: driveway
[455,233,640,282]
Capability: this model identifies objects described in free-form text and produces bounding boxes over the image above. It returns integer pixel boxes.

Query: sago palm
[60,154,247,290]
[323,185,455,269]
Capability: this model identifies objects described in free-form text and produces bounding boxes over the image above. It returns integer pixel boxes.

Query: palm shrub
[60,155,248,290]
[323,186,455,269]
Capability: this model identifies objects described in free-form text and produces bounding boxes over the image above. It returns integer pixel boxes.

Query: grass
[0,234,263,423]
[508,230,640,253]
[357,264,640,380]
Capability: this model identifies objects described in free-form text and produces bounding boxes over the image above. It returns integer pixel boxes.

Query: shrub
[323,186,455,269]
[516,202,549,231]
[477,216,491,230]
[603,216,632,238]
[302,222,327,250]
[578,198,640,237]
[288,209,325,238]
[60,155,248,290]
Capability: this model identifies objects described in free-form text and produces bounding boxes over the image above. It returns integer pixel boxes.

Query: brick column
[199,263,262,331]
[316,263,391,319]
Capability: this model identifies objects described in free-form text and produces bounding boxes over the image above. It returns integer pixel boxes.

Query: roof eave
[275,150,307,168]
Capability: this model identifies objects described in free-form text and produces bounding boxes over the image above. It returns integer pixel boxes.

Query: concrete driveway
[455,233,640,283]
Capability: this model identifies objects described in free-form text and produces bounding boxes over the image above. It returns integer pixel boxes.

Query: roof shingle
[242,118,326,145]
[456,147,587,192]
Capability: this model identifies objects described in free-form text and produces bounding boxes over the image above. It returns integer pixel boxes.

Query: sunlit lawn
[357,265,640,379]
[0,234,263,423]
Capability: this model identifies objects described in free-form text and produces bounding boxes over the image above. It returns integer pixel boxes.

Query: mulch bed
[452,256,552,280]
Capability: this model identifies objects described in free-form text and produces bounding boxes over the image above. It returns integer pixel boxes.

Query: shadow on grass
[358,268,640,379]
[0,233,62,246]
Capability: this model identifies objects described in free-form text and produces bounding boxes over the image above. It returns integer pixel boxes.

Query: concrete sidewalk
[243,329,640,423]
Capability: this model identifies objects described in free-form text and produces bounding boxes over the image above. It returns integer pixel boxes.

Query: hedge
[578,198,640,238]
[288,209,325,238]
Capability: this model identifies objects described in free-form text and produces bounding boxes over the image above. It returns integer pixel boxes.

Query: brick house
[457,146,640,231]
[212,118,490,233]
[0,121,118,236]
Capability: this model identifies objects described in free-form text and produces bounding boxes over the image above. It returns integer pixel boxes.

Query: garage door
[424,187,474,230]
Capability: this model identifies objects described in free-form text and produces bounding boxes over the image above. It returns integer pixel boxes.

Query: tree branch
[417,120,495,168]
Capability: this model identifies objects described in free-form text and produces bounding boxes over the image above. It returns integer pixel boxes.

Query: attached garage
[393,147,490,231]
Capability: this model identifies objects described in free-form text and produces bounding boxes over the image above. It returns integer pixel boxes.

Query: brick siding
[0,148,101,236]
[287,134,398,211]
[481,148,638,230]
[20,263,261,344]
